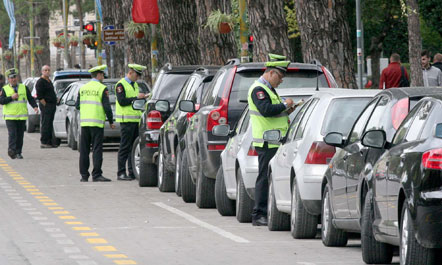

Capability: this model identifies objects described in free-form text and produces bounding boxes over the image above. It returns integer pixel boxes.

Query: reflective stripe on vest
[2,84,28,121]
[79,81,106,128]
[115,78,141,123]
[247,80,289,148]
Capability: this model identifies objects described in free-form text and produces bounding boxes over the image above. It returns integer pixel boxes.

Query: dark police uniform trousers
[39,102,57,145]
[79,126,104,179]
[6,120,26,155]
[117,122,139,176]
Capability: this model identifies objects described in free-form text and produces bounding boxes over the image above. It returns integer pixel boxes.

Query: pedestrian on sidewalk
[115,64,149,181]
[421,50,442,87]
[75,65,115,182]
[0,68,38,159]
[248,54,299,226]
[36,65,58,148]
[432,53,442,72]
[379,53,409,89]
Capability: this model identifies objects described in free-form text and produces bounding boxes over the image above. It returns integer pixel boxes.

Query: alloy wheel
[175,150,181,192]
[268,180,273,219]
[133,142,140,176]
[158,150,164,187]
[291,182,298,230]
[400,208,409,265]
[322,190,330,239]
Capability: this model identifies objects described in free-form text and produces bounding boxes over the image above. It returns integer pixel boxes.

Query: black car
[180,59,339,208]
[321,87,442,250]
[131,64,207,187]
[359,96,442,264]
[157,66,219,193]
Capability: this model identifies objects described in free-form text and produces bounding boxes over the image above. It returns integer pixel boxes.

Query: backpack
[399,66,410,87]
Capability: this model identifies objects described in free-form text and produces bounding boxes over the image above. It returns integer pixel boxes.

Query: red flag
[132,0,159,24]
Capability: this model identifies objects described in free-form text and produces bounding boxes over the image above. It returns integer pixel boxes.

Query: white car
[266,89,379,236]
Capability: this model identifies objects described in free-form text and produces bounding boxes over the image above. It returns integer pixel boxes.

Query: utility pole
[29,0,35,76]
[95,2,102,65]
[356,0,364,89]
[239,0,248,63]
[62,0,72,68]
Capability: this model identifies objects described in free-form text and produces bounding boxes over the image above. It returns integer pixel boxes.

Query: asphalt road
[0,115,399,265]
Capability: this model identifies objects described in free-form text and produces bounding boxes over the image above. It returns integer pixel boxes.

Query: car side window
[60,86,72,104]
[365,96,390,131]
[239,111,250,134]
[202,70,225,106]
[392,101,423,145]
[294,99,319,140]
[405,101,433,142]
[287,100,311,142]
[348,98,378,144]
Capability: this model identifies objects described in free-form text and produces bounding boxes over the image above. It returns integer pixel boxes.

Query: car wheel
[321,184,348,246]
[236,168,254,223]
[131,137,158,187]
[267,173,290,231]
[68,122,77,150]
[399,201,434,265]
[290,179,318,239]
[180,150,196,203]
[196,162,216,208]
[27,119,36,133]
[157,145,174,192]
[361,190,393,263]
[215,165,235,216]
[175,145,182,197]
[66,122,72,148]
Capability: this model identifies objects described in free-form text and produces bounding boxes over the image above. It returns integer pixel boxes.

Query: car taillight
[207,144,226,150]
[391,98,409,130]
[247,145,258,156]
[146,110,163,129]
[305,141,336,164]
[422,148,442,170]
[146,143,159,148]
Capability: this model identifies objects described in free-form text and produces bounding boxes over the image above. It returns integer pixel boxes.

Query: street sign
[103,26,124,45]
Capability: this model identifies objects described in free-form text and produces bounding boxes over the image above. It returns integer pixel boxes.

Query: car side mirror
[263,129,281,142]
[65,99,76,106]
[324,132,345,148]
[155,100,170,112]
[361,130,386,149]
[212,124,231,137]
[179,100,195,112]
[132,99,146,110]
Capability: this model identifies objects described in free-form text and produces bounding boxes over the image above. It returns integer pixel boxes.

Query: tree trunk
[370,38,382,89]
[247,0,292,62]
[405,0,423,87]
[195,0,237,65]
[75,0,86,69]
[158,0,200,65]
[295,0,357,88]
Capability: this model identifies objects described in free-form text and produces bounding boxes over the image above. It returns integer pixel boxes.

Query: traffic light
[248,35,254,60]
[83,22,97,49]
[83,23,95,33]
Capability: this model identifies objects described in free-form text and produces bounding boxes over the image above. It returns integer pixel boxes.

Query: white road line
[45,228,62,233]
[32,216,48,220]
[57,239,74,245]
[76,261,98,265]
[63,247,81,254]
[39,222,55,226]
[69,255,90,260]
[50,233,67,238]
[153,202,250,243]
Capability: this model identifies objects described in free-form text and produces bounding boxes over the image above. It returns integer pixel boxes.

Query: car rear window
[321,97,372,136]
[152,73,190,102]
[55,81,76,96]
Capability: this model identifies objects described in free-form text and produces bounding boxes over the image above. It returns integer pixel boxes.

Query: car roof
[160,63,208,74]
[225,61,326,73]
[309,88,379,99]
[378,87,442,98]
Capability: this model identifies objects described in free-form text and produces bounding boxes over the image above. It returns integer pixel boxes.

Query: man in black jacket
[36,65,58,148]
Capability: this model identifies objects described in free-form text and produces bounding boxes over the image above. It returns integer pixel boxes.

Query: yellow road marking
[87,238,108,244]
[113,260,136,265]
[72,227,91,231]
[26,189,39,192]
[49,207,64,210]
[59,216,76,220]
[104,254,128,259]
[36,196,49,199]
[23,185,36,188]
[31,192,44,195]
[39,199,53,202]
[17,181,30,184]
[43,203,58,206]
[94,246,117,252]
[12,176,24,179]
[65,221,83,225]
[79,232,99,237]
[53,211,70,214]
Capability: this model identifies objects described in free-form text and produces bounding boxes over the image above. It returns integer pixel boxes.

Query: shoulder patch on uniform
[116,86,123,93]
[256,91,265,100]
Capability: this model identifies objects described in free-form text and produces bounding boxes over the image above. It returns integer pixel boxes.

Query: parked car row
[130,59,442,265]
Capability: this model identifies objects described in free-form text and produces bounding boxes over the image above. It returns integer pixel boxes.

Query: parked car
[23,77,40,133]
[321,87,442,250]
[157,66,219,193]
[53,78,86,98]
[180,59,339,208]
[131,64,205,187]
[265,89,377,235]
[52,69,91,82]
[359,96,442,264]
[214,89,315,221]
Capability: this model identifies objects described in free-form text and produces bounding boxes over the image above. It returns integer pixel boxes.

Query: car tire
[175,145,182,197]
[157,145,175,192]
[181,151,196,203]
[27,119,36,133]
[131,137,158,187]
[399,201,434,265]
[290,179,318,239]
[215,165,235,216]
[196,164,216,208]
[267,173,290,231]
[236,168,254,223]
[361,190,393,264]
[68,122,77,150]
[321,184,348,247]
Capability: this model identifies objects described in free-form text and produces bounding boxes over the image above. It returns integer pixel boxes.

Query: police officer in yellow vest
[75,65,115,182]
[115,64,149,181]
[0,68,38,159]
[248,54,296,226]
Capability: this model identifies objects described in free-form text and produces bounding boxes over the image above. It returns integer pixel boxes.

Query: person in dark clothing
[379,53,409,89]
[115,64,149,181]
[247,54,299,226]
[433,53,442,72]
[75,65,115,182]
[0,68,38,159]
[0,74,5,88]
[36,65,58,148]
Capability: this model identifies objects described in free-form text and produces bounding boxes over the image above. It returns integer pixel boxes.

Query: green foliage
[20,44,30,52]
[82,34,96,42]
[205,10,236,33]
[125,21,148,36]
[284,0,299,39]
[418,0,442,36]
[420,18,442,56]
[34,45,44,52]
[70,0,95,18]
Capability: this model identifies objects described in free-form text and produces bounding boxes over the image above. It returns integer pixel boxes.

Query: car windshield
[234,71,328,101]
[152,73,190,102]
[103,81,117,103]
[55,80,76,96]
[321,97,372,136]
